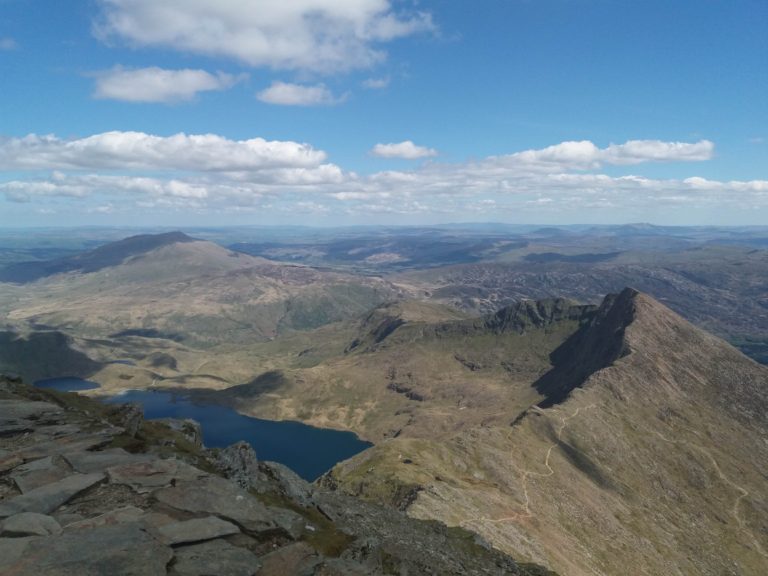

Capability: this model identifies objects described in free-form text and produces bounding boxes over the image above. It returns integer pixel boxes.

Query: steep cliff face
[325,290,768,576]
[0,376,551,576]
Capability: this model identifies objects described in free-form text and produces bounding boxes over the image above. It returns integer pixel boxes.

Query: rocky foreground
[0,376,553,576]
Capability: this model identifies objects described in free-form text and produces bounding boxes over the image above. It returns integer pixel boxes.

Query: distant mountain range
[0,231,766,574]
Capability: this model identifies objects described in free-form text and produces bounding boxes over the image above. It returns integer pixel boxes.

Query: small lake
[34,378,371,481]
[35,377,101,392]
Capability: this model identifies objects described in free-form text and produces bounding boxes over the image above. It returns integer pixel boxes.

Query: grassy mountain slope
[0,234,399,347]
[321,290,768,575]
[219,297,598,441]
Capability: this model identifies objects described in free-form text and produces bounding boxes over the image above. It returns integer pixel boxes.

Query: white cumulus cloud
[256,82,344,106]
[496,139,714,171]
[0,132,328,171]
[0,37,17,51]
[94,0,434,73]
[371,140,438,159]
[4,135,765,222]
[93,67,242,103]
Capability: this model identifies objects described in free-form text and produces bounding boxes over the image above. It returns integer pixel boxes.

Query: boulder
[214,441,260,489]
[105,403,143,437]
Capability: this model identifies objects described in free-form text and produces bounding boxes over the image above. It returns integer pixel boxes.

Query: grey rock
[107,458,207,493]
[0,422,33,436]
[1,512,62,537]
[64,448,153,474]
[157,516,240,545]
[64,506,145,531]
[12,455,72,493]
[214,441,259,488]
[267,505,306,540]
[0,536,38,570]
[54,512,86,527]
[17,432,116,459]
[257,541,321,576]
[1,522,173,576]
[0,472,105,518]
[105,403,143,437]
[170,539,261,576]
[314,558,373,576]
[0,400,63,421]
[0,452,24,473]
[258,461,315,508]
[154,476,277,534]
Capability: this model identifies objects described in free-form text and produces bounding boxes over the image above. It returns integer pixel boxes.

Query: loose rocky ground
[0,376,554,576]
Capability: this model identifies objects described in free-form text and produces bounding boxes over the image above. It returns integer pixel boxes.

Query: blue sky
[0,0,766,227]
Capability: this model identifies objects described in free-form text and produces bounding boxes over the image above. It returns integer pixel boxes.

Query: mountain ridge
[320,289,768,575]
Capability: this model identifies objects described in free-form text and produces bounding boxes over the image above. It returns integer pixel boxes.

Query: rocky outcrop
[0,376,550,575]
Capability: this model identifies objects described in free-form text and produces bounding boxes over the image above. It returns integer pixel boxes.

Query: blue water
[35,377,101,392]
[34,378,371,481]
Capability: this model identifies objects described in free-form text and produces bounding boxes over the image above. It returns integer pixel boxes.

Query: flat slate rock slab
[0,400,63,421]
[0,536,38,571]
[15,432,117,460]
[170,538,261,576]
[1,521,173,576]
[64,448,153,474]
[154,476,277,534]
[0,472,104,518]
[64,505,146,531]
[256,541,321,576]
[107,459,208,493]
[11,455,72,493]
[1,512,62,537]
[157,516,241,545]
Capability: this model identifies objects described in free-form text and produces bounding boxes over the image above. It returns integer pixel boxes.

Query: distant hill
[0,232,400,347]
[0,231,197,283]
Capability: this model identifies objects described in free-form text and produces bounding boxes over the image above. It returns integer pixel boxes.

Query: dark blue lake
[34,378,371,481]
[35,377,101,392]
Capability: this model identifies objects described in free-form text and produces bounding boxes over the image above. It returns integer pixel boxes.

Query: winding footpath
[649,426,768,560]
[465,402,596,527]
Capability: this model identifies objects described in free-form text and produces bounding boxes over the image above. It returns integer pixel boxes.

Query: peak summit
[0,231,198,283]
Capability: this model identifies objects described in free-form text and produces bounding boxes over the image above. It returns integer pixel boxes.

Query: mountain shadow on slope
[0,231,196,283]
[0,330,101,382]
[533,288,637,407]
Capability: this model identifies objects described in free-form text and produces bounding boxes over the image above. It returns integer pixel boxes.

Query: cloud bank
[3,133,766,221]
